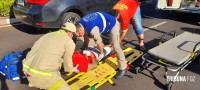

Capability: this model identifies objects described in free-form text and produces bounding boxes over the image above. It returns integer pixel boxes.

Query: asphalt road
[0,3,200,90]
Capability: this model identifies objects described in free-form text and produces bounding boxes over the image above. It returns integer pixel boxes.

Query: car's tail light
[25,0,50,5]
[36,22,45,27]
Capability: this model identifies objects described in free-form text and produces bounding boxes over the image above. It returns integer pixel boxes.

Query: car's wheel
[62,12,81,24]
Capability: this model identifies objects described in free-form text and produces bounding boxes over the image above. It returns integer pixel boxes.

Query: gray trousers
[109,21,127,70]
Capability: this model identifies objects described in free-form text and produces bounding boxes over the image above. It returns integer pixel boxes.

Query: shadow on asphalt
[128,59,168,90]
[129,58,168,90]
[0,74,9,90]
[181,27,200,34]
[11,24,58,35]
[181,27,200,75]
[149,66,168,90]
[18,48,31,85]
[141,71,168,90]
[187,61,200,75]
[124,38,168,90]
[122,39,138,49]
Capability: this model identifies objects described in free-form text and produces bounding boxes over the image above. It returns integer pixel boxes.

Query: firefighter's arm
[63,39,75,72]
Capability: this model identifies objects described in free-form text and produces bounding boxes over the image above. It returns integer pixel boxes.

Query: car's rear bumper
[13,4,61,28]
[13,5,34,26]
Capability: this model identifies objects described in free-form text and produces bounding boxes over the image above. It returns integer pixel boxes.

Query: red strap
[111,54,116,58]
[23,71,31,77]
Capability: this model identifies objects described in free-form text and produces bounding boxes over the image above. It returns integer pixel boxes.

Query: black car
[13,0,119,28]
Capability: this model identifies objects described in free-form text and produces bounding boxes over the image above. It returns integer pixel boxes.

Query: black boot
[114,69,127,79]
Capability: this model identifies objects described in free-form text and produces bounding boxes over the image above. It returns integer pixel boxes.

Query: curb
[0,18,19,26]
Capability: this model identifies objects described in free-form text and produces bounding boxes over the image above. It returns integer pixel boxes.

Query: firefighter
[23,22,78,90]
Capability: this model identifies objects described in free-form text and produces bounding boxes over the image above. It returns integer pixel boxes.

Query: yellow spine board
[66,48,143,90]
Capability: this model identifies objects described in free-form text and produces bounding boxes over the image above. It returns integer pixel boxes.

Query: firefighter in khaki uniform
[22,22,78,90]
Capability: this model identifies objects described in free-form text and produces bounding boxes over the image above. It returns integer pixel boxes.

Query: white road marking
[144,21,167,31]
[143,15,157,19]
[0,23,22,28]
[101,21,167,39]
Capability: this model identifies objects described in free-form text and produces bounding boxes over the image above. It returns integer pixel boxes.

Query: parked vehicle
[157,0,200,14]
[13,0,119,28]
[13,0,153,28]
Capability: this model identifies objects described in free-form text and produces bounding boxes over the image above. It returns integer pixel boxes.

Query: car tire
[62,12,81,24]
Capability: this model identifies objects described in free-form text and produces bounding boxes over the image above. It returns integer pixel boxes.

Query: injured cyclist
[72,46,111,72]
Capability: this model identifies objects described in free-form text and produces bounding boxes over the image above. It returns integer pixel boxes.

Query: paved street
[0,3,200,90]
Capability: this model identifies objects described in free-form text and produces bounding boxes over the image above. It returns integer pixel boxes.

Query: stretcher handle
[159,30,176,45]
[192,41,200,53]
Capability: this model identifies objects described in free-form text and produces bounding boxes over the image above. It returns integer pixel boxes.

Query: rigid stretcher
[136,31,200,90]
[66,47,143,90]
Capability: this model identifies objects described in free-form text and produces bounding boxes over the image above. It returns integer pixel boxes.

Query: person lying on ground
[72,46,111,72]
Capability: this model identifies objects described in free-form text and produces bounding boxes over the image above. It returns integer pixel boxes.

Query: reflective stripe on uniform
[53,30,67,36]
[48,80,62,90]
[23,62,53,77]
[96,12,106,33]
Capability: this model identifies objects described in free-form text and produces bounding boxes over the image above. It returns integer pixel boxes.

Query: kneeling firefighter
[22,22,78,90]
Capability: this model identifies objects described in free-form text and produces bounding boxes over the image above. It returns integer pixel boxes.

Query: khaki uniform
[90,21,127,70]
[23,30,75,90]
